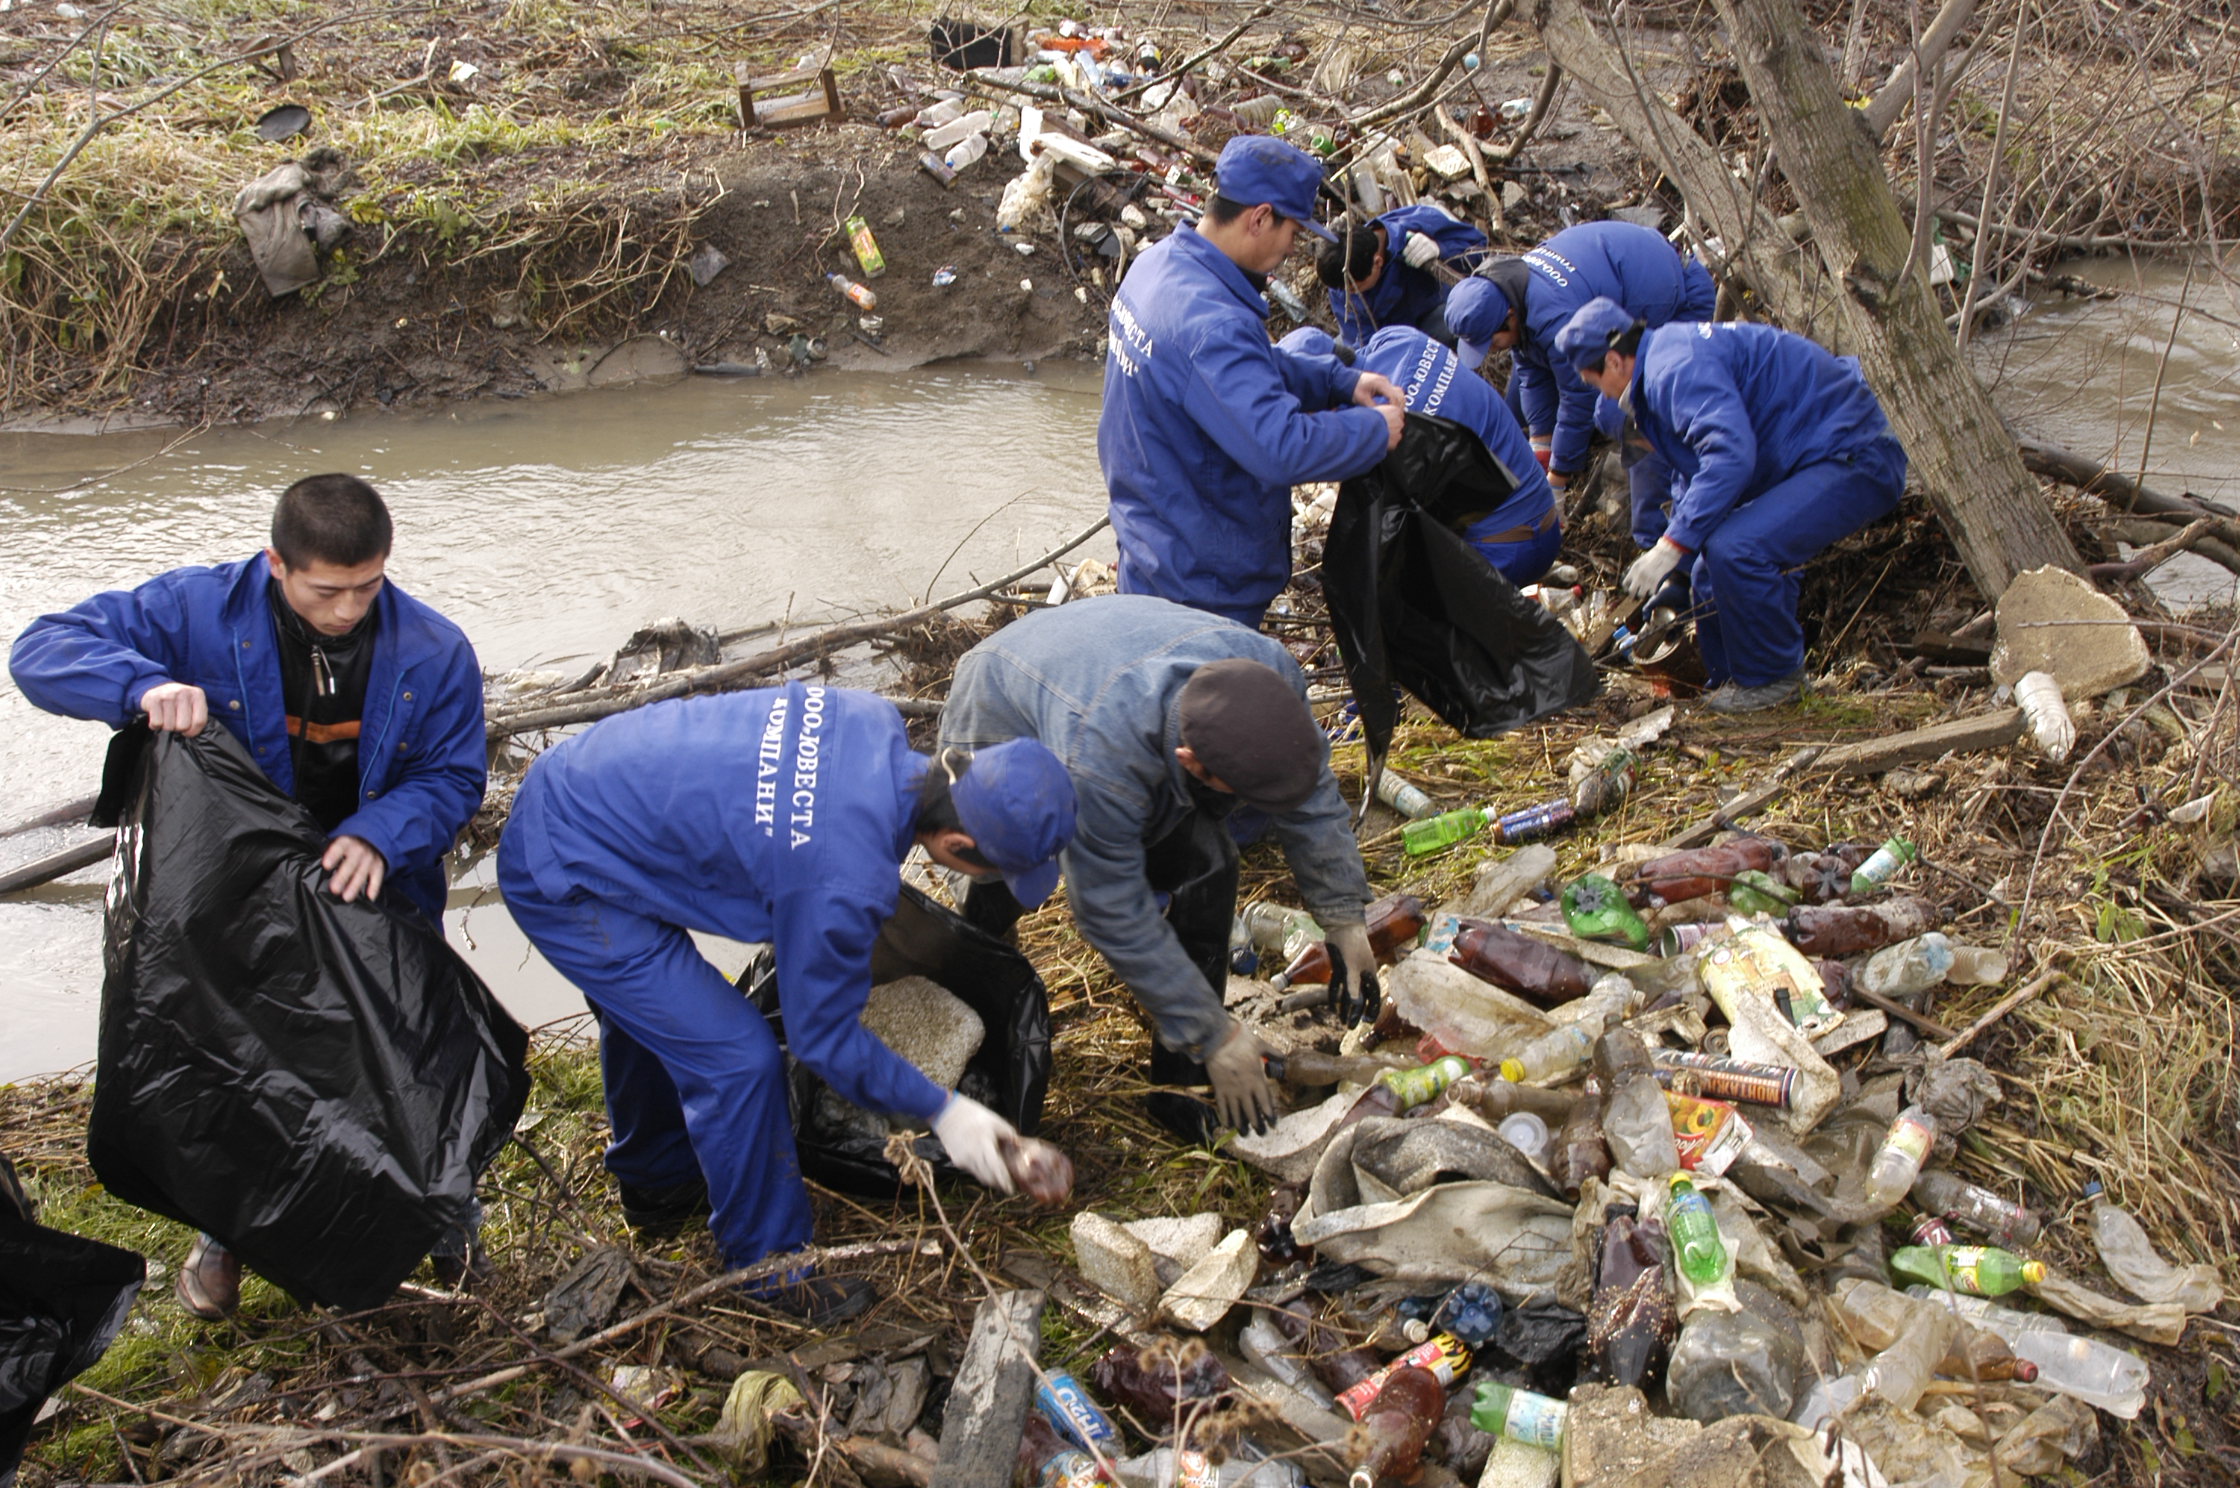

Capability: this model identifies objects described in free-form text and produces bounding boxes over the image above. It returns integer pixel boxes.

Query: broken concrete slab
[1068,1211,1161,1315]
[1230,1089,1352,1184]
[1157,1227,1255,1332]
[1122,1212,1223,1284]
[1562,1384,1835,1488]
[1990,564,2151,696]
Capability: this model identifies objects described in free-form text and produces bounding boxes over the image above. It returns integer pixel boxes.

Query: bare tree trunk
[1529,0,2083,599]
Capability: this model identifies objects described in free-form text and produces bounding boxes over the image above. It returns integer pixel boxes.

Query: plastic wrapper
[88,728,528,1311]
[1664,1279,1805,1423]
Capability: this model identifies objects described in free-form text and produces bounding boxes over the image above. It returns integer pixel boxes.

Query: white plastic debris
[2015,670,2075,762]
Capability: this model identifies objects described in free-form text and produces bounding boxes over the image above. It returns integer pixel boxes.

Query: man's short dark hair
[1316,223,1381,289]
[1203,194,1251,227]
[915,747,995,868]
[1579,324,1647,377]
[271,475,393,569]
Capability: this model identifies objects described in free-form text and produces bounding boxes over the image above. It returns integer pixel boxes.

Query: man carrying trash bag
[9,475,498,1318]
[1556,297,1908,712]
[496,685,1076,1325]
[937,595,1381,1144]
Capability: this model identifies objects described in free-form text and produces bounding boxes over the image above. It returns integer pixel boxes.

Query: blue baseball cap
[948,738,1076,909]
[1554,296,1641,372]
[1275,326,1354,364]
[1214,135,1338,242]
[1446,277,1510,371]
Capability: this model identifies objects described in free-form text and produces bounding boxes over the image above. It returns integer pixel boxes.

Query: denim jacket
[939,595,1371,1060]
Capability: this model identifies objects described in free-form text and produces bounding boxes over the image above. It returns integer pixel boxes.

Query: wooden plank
[1656,745,1824,851]
[0,835,112,896]
[1908,628,1994,665]
[0,791,98,839]
[1817,707,2024,778]
[931,1289,1045,1488]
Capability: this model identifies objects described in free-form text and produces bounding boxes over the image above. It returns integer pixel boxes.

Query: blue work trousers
[1692,437,1906,688]
[1471,519,1564,588]
[496,856,812,1273]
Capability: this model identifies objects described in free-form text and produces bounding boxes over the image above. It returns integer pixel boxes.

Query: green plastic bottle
[1402,805,1497,858]
[1850,836,1919,895]
[1889,1243,2046,1297]
[1665,1174,1731,1285]
[1559,873,1652,951]
[1470,1381,1567,1450]
[1726,868,1799,918]
[1377,1054,1474,1109]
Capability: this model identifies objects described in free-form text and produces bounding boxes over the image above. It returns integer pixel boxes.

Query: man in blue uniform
[1100,134,1406,628]
[496,687,1075,1323]
[1447,220,1716,544]
[11,474,488,1315]
[1316,204,1488,349]
[1282,326,1562,586]
[1556,298,1908,712]
[938,596,1379,1143]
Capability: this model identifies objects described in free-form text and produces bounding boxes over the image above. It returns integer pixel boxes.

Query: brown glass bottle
[1626,837,1784,907]
[1448,920,1594,1005]
[1254,1182,1306,1264]
[1087,1341,1233,1430]
[1785,896,1939,958]
[1348,1365,1448,1483]
[1269,892,1428,990]
[1588,1206,1675,1388]
[1552,1090,1612,1201]
[1774,844,1871,903]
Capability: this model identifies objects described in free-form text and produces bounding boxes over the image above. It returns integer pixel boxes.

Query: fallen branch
[2099,517,2240,579]
[1111,3,1274,105]
[485,516,1109,738]
[2017,435,2240,527]
[1937,967,2062,1059]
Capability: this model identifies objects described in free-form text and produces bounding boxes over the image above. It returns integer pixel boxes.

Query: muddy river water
[3,260,2234,1081]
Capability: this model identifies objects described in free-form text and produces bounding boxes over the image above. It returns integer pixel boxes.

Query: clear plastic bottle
[944,130,990,170]
[826,273,877,311]
[1899,1286,2151,1417]
[1666,1174,1730,1285]
[1793,1305,1956,1429]
[1240,901,1322,960]
[1469,1381,1567,1450]
[1593,1026,1680,1179]
[1849,835,1919,895]
[1827,1278,2035,1381]
[1861,1104,1940,1214]
[1498,973,1636,1084]
[1910,1169,2041,1247]
[1856,933,1955,999]
[1116,1445,1303,1488]
[1375,769,1440,820]
[2084,1180,2223,1311]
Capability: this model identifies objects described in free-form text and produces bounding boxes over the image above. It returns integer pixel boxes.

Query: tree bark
[1529,0,2084,599]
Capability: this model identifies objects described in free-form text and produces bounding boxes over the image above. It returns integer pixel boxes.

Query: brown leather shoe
[176,1233,241,1320]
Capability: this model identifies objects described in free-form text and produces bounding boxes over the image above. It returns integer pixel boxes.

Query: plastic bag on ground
[0,1160,145,1483]
[88,728,528,1311]
[2086,1190,2224,1313]
[746,882,1052,1195]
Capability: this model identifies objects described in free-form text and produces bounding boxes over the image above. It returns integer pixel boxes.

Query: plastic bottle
[1665,1279,1807,1423]
[1849,835,1918,894]
[2083,1179,2223,1311]
[1794,1304,1957,1429]
[1665,1174,1730,1285]
[1332,1054,1473,1136]
[1855,933,1955,999]
[1498,1110,1550,1164]
[1240,901,1322,961]
[1911,1170,2041,1247]
[1088,1343,1234,1428]
[844,214,887,278]
[1551,1091,1611,1200]
[1497,973,1636,1083]
[1448,1071,1578,1127]
[1588,1205,1674,1387]
[1269,892,1426,991]
[922,108,993,149]
[1375,769,1439,820]
[1403,805,1496,857]
[1571,747,1637,819]
[944,130,989,171]
[1862,1104,1940,1214]
[1628,838,1783,906]
[1346,1366,1447,1486]
[1900,1286,2151,1416]
[1783,896,1939,958]
[1593,1027,1681,1179]
[826,273,877,311]
[1036,1371,1120,1452]
[1889,1243,2046,1297]
[1827,1278,2034,1381]
[1448,921,1594,1005]
[1944,943,2010,985]
[1560,873,1652,951]
[1334,1333,1471,1420]
[1772,843,1871,904]
[1115,1446,1302,1488]
[1694,923,1839,1035]
[1469,1382,1567,1450]
[1725,869,1798,918]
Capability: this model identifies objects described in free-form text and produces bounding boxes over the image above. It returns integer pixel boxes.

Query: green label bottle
[1850,836,1918,895]
[1666,1174,1731,1285]
[1376,1054,1473,1110]
[1470,1380,1567,1450]
[1402,805,1495,858]
[1726,868,1799,918]
[1889,1243,2046,1297]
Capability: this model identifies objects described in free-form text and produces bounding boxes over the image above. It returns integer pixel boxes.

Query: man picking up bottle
[937,594,1380,1142]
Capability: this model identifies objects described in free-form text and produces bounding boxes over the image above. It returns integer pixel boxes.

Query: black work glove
[1326,923,1382,1027]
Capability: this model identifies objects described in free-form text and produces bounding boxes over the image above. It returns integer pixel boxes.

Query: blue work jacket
[1625,321,1900,552]
[1507,221,1717,478]
[938,596,1371,1062]
[503,685,947,1122]
[10,554,484,925]
[1101,223,1392,624]
[1328,205,1488,348]
[1357,327,1559,548]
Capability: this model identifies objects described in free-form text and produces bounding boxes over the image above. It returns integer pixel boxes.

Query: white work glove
[1204,1020,1279,1136]
[930,1093,1017,1194]
[1623,538,1689,600]
[1324,922,1382,1027]
[1401,231,1441,270]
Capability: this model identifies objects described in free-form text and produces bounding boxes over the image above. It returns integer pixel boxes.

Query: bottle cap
[1497,1058,1526,1083]
[2081,1179,2103,1200]
[2021,1259,2048,1285]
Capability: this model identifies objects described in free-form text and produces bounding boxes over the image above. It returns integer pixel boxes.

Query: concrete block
[862,975,984,1090]
[1990,564,2150,696]
[1069,1211,1161,1314]
[1157,1228,1256,1332]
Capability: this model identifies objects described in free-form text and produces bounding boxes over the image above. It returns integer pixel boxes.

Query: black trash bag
[745,883,1051,1197]
[1325,412,1601,767]
[87,727,529,1313]
[0,1160,145,1486]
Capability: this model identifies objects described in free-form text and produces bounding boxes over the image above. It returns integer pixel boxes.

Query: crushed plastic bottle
[1900,1286,2151,1417]
[1560,873,1652,951]
[1629,838,1783,906]
[1497,974,1636,1084]
[1725,869,1798,918]
[826,272,877,311]
[1849,835,1919,895]
[1594,1027,1681,1179]
[1910,1169,2041,1247]
[1794,1301,1957,1428]
[1855,933,1955,999]
[1665,1279,1806,1422]
[2084,1180,2224,1312]
[1889,1243,2046,1297]
[1827,1278,2036,1382]
[1861,1104,1940,1214]
[1552,1091,1611,1200]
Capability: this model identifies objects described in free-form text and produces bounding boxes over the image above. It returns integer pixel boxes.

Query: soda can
[919,150,957,186]
[1655,920,1728,957]
[1911,1212,1956,1247]
[1035,1372,1118,1452]
[1496,797,1575,843]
